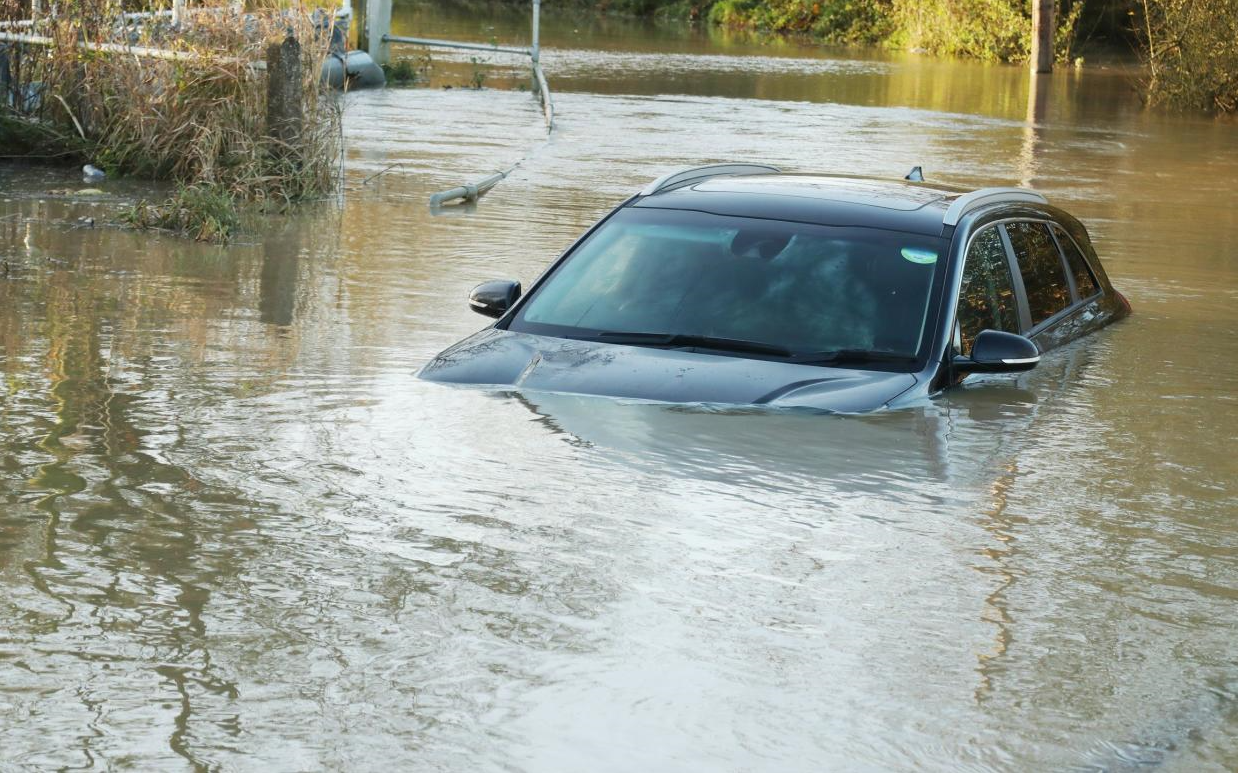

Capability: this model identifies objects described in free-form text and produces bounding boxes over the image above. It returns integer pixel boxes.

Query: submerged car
[419,164,1130,412]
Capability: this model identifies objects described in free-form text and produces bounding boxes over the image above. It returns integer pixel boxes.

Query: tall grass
[1,0,341,239]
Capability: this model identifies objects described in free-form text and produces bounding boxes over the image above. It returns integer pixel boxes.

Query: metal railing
[364,0,552,131]
[0,29,258,66]
[381,35,531,57]
[359,0,554,207]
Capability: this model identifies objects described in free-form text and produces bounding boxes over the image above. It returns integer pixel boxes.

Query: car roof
[629,173,999,236]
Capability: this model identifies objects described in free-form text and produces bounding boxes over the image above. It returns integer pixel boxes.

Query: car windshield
[506,208,947,365]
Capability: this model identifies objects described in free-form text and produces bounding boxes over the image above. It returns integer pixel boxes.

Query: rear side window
[1053,226,1100,299]
[956,227,1020,354]
[1004,222,1071,326]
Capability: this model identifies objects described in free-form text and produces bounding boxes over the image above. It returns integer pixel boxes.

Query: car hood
[418,329,918,412]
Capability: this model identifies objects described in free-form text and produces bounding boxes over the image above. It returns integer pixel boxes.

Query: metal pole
[355,0,367,52]
[382,35,529,56]
[366,0,390,66]
[531,0,540,64]
[534,61,553,130]
[1030,0,1054,74]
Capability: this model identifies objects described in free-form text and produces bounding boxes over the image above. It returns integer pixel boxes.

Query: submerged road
[1,7,1237,770]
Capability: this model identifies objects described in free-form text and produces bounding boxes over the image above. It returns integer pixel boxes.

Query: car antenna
[905,166,924,182]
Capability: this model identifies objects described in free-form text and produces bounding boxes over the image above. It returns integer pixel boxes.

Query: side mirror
[468,280,521,319]
[953,329,1040,374]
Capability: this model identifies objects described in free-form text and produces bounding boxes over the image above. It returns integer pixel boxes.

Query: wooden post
[365,0,390,66]
[172,0,185,27]
[1030,0,1054,74]
[266,34,303,156]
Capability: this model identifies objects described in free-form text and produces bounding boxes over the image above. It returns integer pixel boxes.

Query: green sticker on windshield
[901,247,938,265]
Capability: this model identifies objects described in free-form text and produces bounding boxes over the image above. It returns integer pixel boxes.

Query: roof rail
[942,187,1048,227]
[641,163,781,196]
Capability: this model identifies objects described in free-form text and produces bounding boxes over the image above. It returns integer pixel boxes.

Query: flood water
[2,3,1237,770]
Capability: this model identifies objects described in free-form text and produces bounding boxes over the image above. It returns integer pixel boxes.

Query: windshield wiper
[590,331,794,358]
[789,349,918,367]
[579,333,914,367]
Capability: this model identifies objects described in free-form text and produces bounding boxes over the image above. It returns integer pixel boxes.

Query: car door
[953,223,1022,358]
[1001,219,1100,351]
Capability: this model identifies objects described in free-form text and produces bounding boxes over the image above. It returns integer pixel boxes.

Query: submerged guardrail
[361,0,554,208]
[367,0,553,133]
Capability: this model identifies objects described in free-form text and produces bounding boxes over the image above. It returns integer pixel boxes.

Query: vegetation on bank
[0,0,341,241]
[700,0,1087,61]
[121,182,243,242]
[576,0,1238,113]
[1139,0,1238,113]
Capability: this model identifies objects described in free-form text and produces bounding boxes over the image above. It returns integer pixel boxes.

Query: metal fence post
[355,0,367,52]
[366,0,390,66]
[531,0,540,64]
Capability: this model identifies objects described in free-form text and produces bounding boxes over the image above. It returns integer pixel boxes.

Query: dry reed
[1,0,342,239]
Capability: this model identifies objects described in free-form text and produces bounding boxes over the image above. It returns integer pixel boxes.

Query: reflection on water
[2,2,1238,769]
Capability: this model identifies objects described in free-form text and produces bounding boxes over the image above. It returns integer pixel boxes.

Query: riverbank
[504,0,1108,59]
[479,0,1234,112]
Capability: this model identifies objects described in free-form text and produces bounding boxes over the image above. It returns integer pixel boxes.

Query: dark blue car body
[420,165,1129,412]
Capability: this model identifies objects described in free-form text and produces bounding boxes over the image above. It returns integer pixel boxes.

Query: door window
[1004,222,1072,325]
[1053,226,1100,299]
[956,226,1019,354]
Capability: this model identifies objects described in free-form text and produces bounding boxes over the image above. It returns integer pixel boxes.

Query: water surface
[1,4,1237,770]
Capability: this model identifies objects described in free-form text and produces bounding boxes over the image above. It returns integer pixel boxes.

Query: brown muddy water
[2,3,1238,771]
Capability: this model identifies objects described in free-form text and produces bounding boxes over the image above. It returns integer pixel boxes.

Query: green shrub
[1139,0,1238,112]
[704,0,1082,57]
[889,0,1080,62]
[888,0,1026,60]
[708,0,894,45]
